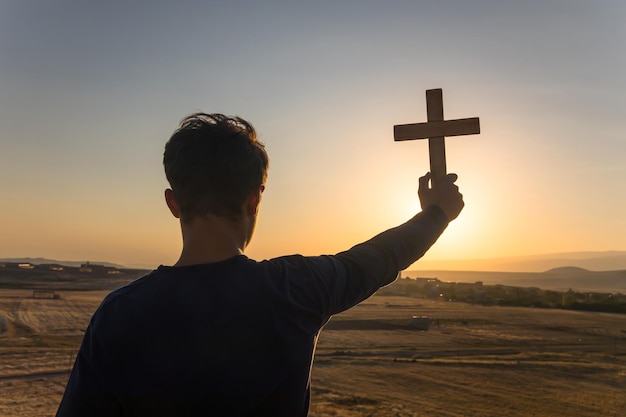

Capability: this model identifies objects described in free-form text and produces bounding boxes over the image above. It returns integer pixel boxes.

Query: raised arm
[280,172,464,323]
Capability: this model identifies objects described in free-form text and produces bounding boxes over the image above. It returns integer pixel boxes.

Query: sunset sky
[1,1,624,270]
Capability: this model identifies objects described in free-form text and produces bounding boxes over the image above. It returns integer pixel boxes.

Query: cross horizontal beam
[394,117,480,141]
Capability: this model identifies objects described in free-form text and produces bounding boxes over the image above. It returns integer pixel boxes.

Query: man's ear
[245,185,264,216]
[165,189,181,218]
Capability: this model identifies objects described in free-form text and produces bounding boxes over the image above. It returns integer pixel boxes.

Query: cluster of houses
[0,261,124,275]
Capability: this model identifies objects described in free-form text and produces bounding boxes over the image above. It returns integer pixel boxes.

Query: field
[1,288,625,416]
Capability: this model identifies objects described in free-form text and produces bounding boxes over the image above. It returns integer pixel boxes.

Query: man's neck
[174,215,248,267]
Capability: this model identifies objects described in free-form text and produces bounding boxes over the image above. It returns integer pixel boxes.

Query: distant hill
[415,251,626,272]
[405,268,626,293]
[543,266,590,274]
[0,257,127,269]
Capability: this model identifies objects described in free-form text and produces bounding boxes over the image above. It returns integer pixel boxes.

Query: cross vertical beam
[426,89,446,181]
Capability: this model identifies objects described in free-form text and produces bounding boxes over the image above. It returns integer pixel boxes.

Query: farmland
[1,286,625,416]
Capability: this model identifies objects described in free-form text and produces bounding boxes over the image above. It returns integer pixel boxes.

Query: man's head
[163,113,269,223]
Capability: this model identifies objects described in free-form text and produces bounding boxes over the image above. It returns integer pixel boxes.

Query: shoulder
[89,269,164,333]
[262,254,344,278]
[99,269,160,307]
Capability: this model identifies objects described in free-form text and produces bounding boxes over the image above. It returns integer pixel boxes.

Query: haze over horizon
[4,250,626,276]
[1,2,625,270]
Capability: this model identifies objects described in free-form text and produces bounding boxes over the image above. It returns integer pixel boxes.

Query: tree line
[377,278,626,314]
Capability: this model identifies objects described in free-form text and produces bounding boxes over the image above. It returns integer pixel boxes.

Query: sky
[1,1,624,270]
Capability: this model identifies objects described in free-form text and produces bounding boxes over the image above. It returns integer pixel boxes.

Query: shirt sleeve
[274,205,449,325]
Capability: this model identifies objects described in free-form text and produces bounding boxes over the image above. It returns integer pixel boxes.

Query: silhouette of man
[56,113,464,416]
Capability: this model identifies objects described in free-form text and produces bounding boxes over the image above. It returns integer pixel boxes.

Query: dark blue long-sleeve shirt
[56,205,448,416]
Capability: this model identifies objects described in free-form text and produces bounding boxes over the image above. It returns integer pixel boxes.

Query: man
[56,113,464,416]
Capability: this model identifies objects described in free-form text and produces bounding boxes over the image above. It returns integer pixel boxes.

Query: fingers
[418,172,432,190]
[434,174,459,192]
[421,173,458,185]
[446,173,458,183]
[418,172,461,192]
[425,173,459,192]
[418,172,460,192]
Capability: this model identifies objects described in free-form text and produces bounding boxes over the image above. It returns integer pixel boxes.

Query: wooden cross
[394,88,480,184]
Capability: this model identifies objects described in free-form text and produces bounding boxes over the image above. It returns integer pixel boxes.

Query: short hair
[163,113,269,222]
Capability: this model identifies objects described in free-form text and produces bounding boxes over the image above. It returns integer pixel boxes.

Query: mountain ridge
[416,250,626,272]
[0,257,128,269]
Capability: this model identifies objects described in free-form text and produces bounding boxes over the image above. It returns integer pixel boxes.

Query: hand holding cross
[394,88,480,185]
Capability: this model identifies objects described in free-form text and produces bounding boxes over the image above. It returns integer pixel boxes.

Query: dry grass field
[1,289,625,416]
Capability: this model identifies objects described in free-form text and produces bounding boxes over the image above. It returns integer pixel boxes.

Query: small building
[18,263,35,269]
[410,316,430,330]
[33,290,59,299]
[413,277,441,287]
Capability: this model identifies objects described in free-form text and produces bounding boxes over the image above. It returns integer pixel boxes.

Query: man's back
[59,255,330,416]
